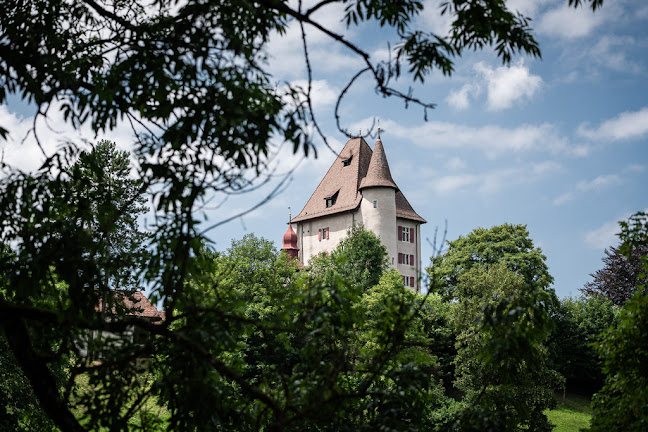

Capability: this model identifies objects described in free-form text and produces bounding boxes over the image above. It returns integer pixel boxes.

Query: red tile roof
[291,137,426,224]
[97,291,165,321]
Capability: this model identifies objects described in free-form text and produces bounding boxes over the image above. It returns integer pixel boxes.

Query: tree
[431,223,555,302]
[449,263,559,432]
[183,234,446,431]
[589,211,648,431]
[70,140,149,292]
[548,296,618,394]
[0,244,58,432]
[582,245,648,306]
[0,1,606,430]
[308,223,388,292]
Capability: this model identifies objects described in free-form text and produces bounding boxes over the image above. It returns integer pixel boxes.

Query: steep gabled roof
[291,137,372,223]
[291,137,426,224]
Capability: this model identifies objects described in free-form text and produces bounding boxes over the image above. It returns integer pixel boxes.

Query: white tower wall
[358,188,397,267]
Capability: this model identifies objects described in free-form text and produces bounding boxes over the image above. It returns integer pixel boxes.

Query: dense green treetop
[309,224,388,292]
[430,224,555,301]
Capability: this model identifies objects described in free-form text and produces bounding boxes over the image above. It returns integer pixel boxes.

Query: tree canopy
[582,244,648,306]
[430,223,555,301]
[308,223,388,292]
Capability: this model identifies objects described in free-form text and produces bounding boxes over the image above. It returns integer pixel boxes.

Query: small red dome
[282,224,298,249]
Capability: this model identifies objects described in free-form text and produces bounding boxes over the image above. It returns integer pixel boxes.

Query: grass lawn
[546,392,592,432]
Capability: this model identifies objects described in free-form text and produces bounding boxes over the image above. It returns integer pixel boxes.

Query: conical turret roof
[359,138,398,190]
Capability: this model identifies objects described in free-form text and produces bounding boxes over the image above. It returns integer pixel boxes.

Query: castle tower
[281,223,299,260]
[289,135,426,291]
[358,137,398,263]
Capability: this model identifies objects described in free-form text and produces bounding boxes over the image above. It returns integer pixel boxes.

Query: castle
[282,135,426,291]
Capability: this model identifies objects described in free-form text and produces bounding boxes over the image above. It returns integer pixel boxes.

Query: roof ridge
[291,137,371,223]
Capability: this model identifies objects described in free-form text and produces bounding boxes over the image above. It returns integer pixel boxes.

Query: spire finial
[359,129,362,137]
[288,206,292,223]
[377,119,381,139]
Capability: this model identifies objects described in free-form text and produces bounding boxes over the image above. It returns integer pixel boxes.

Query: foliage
[0,1,607,431]
[0,332,59,432]
[179,234,447,431]
[582,245,648,306]
[450,263,559,432]
[548,296,618,394]
[308,224,388,292]
[0,243,60,432]
[430,223,555,304]
[72,140,149,292]
[589,211,648,432]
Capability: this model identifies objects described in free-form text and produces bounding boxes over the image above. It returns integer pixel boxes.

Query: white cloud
[585,219,621,249]
[578,107,648,142]
[265,0,363,81]
[446,83,480,110]
[506,0,555,17]
[377,118,575,158]
[624,163,645,173]
[0,102,144,173]
[0,106,37,170]
[282,79,339,109]
[532,161,561,175]
[553,174,621,205]
[431,173,479,194]
[474,61,543,111]
[538,4,606,38]
[444,156,466,170]
[588,36,642,74]
[428,160,559,196]
[417,0,453,36]
[585,208,648,249]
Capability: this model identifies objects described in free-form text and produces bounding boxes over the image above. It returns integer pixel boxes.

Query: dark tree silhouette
[582,245,648,306]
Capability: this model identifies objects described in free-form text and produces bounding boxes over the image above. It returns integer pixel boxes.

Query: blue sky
[1,0,646,298]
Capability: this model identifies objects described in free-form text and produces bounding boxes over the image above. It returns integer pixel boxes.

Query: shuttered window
[318,228,329,241]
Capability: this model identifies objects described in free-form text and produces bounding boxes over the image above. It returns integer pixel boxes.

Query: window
[325,191,339,208]
[402,275,416,288]
[398,253,416,265]
[373,200,377,208]
[342,155,353,167]
[398,226,415,243]
[318,227,330,241]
